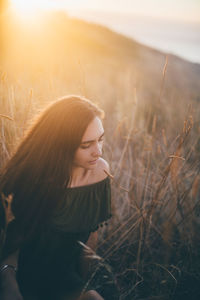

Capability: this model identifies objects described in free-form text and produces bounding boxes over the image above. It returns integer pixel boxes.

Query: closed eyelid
[80,138,103,148]
[81,132,104,145]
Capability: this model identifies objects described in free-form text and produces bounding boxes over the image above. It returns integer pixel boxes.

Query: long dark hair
[0,95,103,253]
[0,196,6,256]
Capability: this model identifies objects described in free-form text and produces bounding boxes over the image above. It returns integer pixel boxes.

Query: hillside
[2,11,200,135]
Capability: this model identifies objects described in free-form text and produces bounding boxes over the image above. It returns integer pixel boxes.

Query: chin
[86,164,97,170]
[84,162,98,170]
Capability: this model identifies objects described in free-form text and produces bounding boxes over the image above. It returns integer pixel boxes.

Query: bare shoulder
[91,158,110,182]
[98,157,110,173]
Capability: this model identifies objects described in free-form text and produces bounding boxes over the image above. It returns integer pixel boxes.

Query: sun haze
[10,0,55,21]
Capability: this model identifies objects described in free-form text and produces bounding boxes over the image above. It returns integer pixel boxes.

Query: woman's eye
[80,137,103,149]
[80,144,90,149]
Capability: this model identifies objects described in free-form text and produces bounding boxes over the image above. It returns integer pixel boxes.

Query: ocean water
[69,10,200,64]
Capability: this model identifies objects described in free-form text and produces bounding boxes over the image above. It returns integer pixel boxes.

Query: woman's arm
[0,250,23,300]
[86,231,98,251]
[79,231,98,280]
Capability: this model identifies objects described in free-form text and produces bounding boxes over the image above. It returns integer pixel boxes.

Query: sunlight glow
[10,0,54,20]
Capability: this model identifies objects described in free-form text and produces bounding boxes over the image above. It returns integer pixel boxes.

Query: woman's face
[73,116,104,170]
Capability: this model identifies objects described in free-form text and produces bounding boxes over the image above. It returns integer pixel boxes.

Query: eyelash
[80,138,104,149]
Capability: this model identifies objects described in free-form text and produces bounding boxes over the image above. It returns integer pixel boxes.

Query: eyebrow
[81,132,105,144]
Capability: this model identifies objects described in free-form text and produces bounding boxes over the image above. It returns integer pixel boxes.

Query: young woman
[0,95,112,300]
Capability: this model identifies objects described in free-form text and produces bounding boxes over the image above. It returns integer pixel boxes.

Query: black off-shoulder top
[17,176,112,300]
[51,175,112,233]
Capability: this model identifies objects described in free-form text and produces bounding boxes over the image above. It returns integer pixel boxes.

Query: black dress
[16,176,112,300]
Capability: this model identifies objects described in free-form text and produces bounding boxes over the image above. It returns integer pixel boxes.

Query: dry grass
[94,76,200,299]
[1,65,200,300]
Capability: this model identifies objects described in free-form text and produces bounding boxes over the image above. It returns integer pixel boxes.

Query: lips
[89,158,99,164]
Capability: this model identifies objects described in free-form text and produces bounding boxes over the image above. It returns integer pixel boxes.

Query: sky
[51,0,200,23]
[9,0,200,23]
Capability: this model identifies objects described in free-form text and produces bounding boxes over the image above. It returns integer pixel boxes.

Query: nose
[92,142,102,157]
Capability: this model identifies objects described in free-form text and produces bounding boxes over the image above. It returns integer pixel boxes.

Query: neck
[70,166,91,187]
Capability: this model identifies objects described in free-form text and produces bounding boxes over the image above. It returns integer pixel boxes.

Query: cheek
[74,149,90,163]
